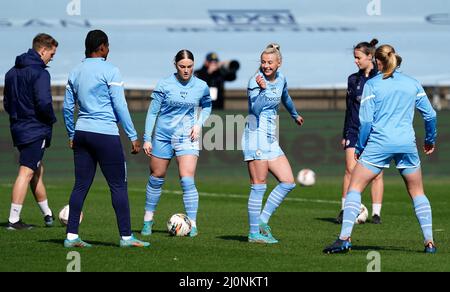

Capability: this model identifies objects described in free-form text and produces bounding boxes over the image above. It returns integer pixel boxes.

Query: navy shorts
[344,133,358,149]
[17,139,46,171]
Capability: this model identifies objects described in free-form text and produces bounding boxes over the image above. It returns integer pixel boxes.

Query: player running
[324,44,437,254]
[242,43,304,244]
[140,49,212,237]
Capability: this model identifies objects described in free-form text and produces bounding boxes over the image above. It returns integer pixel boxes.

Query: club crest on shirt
[180,91,188,99]
[270,86,278,95]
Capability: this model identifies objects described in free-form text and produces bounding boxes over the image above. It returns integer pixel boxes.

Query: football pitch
[0,110,449,272]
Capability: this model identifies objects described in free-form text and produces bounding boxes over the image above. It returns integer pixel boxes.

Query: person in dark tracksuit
[63,30,149,248]
[194,52,238,110]
[3,33,58,230]
[336,39,385,225]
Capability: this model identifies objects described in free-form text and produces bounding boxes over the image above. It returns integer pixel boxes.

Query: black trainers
[7,220,34,230]
[335,210,344,224]
[323,238,352,254]
[44,214,54,227]
[371,214,382,224]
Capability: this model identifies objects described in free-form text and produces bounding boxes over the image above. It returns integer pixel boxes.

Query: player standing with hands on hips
[140,49,212,237]
[324,44,437,254]
[63,30,149,248]
[242,43,304,244]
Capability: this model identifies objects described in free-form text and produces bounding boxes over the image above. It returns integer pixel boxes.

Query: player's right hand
[143,141,152,157]
[341,139,346,149]
[423,143,435,155]
[69,140,73,149]
[131,139,141,155]
[256,75,266,90]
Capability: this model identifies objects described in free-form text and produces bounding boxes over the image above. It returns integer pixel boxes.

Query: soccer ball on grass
[297,169,316,186]
[167,213,192,236]
[355,204,369,224]
[58,205,83,226]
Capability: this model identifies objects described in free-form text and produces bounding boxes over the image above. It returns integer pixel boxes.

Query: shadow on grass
[217,235,248,242]
[315,218,339,224]
[350,245,411,252]
[131,229,168,235]
[0,221,39,229]
[39,239,117,247]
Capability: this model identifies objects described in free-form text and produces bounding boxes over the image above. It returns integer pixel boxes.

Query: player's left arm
[192,86,212,141]
[281,81,303,126]
[33,70,57,126]
[415,85,437,154]
[108,67,138,142]
[195,86,212,127]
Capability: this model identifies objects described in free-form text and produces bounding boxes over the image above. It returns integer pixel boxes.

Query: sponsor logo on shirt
[266,96,281,102]
[168,100,197,108]
[270,86,279,95]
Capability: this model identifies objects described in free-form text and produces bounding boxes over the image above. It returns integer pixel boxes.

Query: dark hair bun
[369,39,379,47]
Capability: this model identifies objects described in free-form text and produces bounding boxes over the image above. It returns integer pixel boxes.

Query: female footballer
[324,44,437,254]
[337,39,384,225]
[140,49,212,237]
[242,43,304,244]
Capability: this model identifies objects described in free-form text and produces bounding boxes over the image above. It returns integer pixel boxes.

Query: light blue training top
[246,71,299,135]
[63,57,138,141]
[357,71,437,154]
[144,74,212,142]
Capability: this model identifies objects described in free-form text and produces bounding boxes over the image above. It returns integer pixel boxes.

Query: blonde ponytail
[261,43,282,62]
[375,45,402,79]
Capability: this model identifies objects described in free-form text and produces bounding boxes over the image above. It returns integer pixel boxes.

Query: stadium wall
[1,86,449,112]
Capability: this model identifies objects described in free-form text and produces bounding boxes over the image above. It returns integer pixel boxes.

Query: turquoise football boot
[258,220,278,243]
[141,220,154,236]
[189,226,198,237]
[64,237,92,248]
[120,234,150,248]
[248,232,278,244]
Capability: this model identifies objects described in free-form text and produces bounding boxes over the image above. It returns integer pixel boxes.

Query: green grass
[0,110,449,271]
[0,177,449,272]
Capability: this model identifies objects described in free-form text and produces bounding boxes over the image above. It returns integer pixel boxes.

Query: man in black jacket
[3,33,58,230]
[194,52,238,110]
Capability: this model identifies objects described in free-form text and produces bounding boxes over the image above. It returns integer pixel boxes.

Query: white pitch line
[0,183,339,205]
[129,187,340,205]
